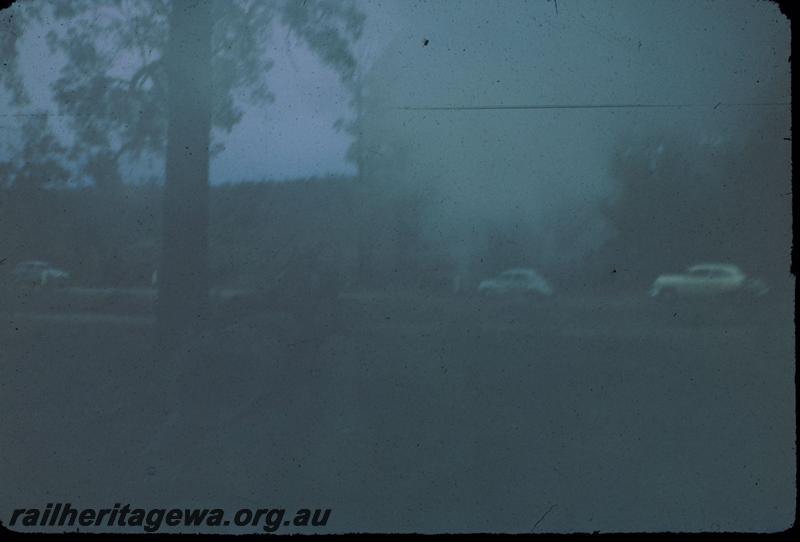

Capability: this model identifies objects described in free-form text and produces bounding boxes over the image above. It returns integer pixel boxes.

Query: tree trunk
[156,0,213,353]
[352,80,374,286]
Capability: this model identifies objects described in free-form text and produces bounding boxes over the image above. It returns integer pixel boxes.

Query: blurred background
[0,0,794,534]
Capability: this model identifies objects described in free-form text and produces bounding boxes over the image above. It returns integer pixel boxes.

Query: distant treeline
[0,175,444,290]
[1,177,352,288]
[1,128,792,294]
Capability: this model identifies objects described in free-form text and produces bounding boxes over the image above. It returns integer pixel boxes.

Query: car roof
[502,268,539,275]
[500,268,550,282]
[688,263,742,273]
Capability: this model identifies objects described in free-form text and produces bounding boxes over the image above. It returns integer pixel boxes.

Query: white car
[12,260,71,287]
[649,263,768,299]
[478,268,554,297]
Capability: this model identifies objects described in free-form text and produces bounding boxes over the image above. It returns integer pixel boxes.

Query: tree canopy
[2,0,365,185]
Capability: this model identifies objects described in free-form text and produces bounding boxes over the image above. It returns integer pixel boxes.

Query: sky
[0,0,790,187]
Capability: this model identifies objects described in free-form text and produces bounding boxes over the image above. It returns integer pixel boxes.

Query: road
[0,288,794,533]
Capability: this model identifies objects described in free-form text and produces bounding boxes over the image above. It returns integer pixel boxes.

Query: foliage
[6,0,365,182]
[597,114,791,287]
[0,116,70,190]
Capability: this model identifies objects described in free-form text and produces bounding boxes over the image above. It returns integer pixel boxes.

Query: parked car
[12,260,71,287]
[478,268,554,297]
[649,263,768,299]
